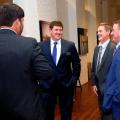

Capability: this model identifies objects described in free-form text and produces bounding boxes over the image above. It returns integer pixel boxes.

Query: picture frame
[39,20,50,41]
[77,28,88,55]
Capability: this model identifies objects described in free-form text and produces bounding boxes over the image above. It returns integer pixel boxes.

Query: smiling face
[97,25,110,43]
[111,24,120,44]
[49,25,63,41]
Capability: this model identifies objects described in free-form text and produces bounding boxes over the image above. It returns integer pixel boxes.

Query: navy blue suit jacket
[39,39,80,90]
[103,46,120,112]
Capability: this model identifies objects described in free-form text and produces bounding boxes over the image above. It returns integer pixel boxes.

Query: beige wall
[13,0,40,41]
[37,0,57,22]
[76,0,97,84]
[56,0,69,40]
[76,0,88,85]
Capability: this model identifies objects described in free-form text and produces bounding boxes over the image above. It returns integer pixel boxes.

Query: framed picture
[39,20,50,41]
[77,28,88,55]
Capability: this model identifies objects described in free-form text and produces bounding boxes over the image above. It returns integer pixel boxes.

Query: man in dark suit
[39,20,80,120]
[91,23,115,120]
[0,3,53,120]
[103,20,120,120]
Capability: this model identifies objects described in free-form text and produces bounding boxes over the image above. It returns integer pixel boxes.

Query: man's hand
[92,85,98,96]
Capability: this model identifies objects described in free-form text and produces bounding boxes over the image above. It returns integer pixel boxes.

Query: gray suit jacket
[91,41,115,95]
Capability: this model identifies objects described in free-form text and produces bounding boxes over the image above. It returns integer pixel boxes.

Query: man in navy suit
[39,20,80,120]
[0,3,53,120]
[91,23,115,120]
[103,20,120,120]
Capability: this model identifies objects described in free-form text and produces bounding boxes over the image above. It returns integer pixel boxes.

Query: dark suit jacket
[91,41,115,95]
[39,39,80,90]
[0,29,53,120]
[103,46,120,113]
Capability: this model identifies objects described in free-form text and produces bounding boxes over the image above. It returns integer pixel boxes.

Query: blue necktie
[52,42,57,64]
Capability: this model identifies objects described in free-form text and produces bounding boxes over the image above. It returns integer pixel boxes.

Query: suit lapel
[114,45,120,55]
[44,40,55,67]
[98,41,111,71]
[94,46,99,68]
[57,39,66,66]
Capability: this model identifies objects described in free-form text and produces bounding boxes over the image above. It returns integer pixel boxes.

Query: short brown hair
[113,19,120,28]
[0,3,24,27]
[49,20,63,29]
[99,22,112,32]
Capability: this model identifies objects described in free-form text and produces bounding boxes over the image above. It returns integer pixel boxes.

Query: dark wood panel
[55,82,101,120]
[0,0,12,5]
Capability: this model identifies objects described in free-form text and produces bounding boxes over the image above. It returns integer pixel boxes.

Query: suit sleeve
[103,56,118,112]
[70,43,81,86]
[31,40,53,80]
[91,47,97,86]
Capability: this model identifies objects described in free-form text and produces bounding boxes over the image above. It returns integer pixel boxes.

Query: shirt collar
[98,39,110,49]
[0,27,17,34]
[50,38,61,45]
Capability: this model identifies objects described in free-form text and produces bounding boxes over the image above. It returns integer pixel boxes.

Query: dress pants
[39,86,74,120]
[98,92,112,120]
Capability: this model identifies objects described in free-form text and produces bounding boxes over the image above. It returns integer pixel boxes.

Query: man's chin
[55,37,61,40]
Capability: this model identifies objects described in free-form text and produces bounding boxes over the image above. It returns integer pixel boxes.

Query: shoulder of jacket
[62,39,74,45]
[110,41,116,49]
[18,35,37,42]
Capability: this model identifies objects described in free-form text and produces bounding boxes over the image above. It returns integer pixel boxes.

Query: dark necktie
[52,42,57,64]
[96,46,102,71]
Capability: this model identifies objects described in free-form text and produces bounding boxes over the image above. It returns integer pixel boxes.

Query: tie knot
[99,46,102,52]
[99,46,102,49]
[54,42,57,45]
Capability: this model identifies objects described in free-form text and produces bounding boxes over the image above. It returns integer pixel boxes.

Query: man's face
[97,26,109,43]
[111,24,120,43]
[49,26,63,41]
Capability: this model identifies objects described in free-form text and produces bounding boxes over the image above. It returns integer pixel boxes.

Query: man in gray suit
[0,3,53,120]
[91,23,115,120]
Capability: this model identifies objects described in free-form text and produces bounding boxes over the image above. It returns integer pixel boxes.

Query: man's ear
[13,19,20,26]
[10,19,20,34]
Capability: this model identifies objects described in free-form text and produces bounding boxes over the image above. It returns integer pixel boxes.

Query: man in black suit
[0,3,53,120]
[39,20,80,120]
[91,23,115,120]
